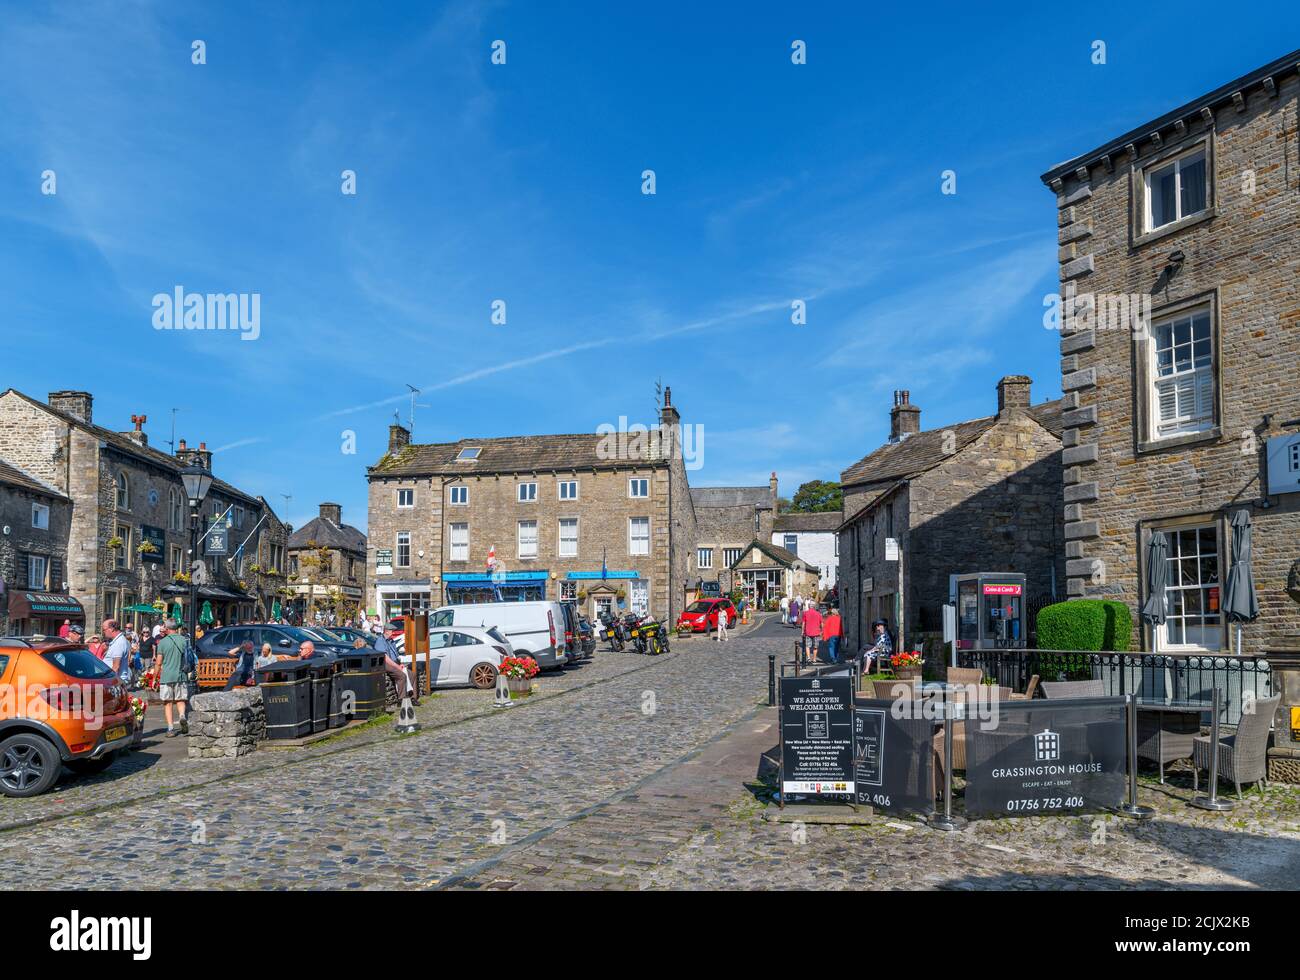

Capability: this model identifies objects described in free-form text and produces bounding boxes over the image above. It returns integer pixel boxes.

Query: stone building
[724,539,820,605]
[1040,49,1300,654]
[0,389,281,630]
[772,511,841,591]
[286,502,367,620]
[0,459,78,636]
[366,389,697,625]
[837,378,1066,656]
[690,475,779,597]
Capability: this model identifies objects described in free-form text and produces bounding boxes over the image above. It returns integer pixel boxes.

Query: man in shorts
[152,618,191,737]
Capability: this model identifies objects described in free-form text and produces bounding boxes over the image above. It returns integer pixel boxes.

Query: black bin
[255,659,312,739]
[307,653,341,733]
[332,649,387,720]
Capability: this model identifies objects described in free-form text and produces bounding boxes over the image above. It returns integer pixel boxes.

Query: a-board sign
[963,697,1126,817]
[853,701,935,816]
[780,673,854,796]
[699,580,721,597]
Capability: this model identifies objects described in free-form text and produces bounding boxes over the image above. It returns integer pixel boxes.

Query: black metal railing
[956,648,1273,726]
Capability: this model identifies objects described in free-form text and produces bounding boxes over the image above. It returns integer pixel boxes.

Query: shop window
[1157,524,1222,652]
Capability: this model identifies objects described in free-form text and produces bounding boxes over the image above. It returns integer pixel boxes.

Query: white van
[430,600,570,670]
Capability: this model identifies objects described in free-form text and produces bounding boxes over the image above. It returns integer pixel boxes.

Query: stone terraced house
[837,378,1066,658]
[286,503,367,620]
[367,390,697,626]
[1041,48,1300,655]
[0,389,287,631]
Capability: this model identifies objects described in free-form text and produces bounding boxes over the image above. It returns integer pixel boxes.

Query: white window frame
[27,554,48,590]
[169,488,182,530]
[723,547,743,568]
[31,502,49,530]
[558,517,579,557]
[1144,145,1208,233]
[396,531,411,568]
[170,545,185,577]
[449,485,468,506]
[628,517,650,556]
[449,522,469,562]
[558,480,579,501]
[628,478,649,499]
[517,520,538,558]
[1154,523,1223,654]
[397,488,415,509]
[697,547,713,570]
[518,482,537,503]
[114,524,132,570]
[457,447,481,461]
[1148,304,1214,441]
[115,472,130,510]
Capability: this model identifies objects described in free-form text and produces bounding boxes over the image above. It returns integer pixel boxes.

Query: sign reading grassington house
[780,673,855,796]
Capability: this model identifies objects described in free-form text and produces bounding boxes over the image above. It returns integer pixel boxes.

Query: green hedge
[1036,599,1132,652]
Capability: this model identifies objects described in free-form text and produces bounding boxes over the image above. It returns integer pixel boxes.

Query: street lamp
[180,462,213,641]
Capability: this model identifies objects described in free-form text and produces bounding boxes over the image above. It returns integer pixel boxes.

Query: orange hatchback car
[0,637,138,797]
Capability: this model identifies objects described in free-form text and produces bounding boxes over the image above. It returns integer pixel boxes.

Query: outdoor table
[1135,697,1205,783]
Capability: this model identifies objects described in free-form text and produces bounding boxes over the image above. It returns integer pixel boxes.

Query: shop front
[444,570,549,604]
[375,579,433,622]
[6,590,86,638]
[565,571,646,620]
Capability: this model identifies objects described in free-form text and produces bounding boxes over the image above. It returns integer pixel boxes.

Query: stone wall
[1047,69,1300,653]
[187,688,266,758]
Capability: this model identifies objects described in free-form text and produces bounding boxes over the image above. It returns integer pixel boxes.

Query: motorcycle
[599,612,626,652]
[627,614,670,656]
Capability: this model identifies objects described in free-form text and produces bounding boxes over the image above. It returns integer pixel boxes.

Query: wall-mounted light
[1164,249,1186,281]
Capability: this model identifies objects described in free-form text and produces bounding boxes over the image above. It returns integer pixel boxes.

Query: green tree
[788,480,842,513]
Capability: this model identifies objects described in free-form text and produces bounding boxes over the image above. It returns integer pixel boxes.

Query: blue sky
[2,1,1296,532]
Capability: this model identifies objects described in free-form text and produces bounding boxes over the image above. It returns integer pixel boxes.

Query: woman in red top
[87,634,107,658]
[821,608,843,664]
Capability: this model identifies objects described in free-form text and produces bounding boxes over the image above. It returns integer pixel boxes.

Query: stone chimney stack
[48,391,93,424]
[889,390,921,442]
[319,502,343,525]
[997,375,1033,415]
[770,471,779,503]
[175,439,213,472]
[659,385,680,427]
[124,414,148,446]
[388,424,411,454]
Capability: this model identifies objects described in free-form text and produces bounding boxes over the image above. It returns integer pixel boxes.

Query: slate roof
[370,433,665,477]
[3,389,261,506]
[840,400,1066,489]
[773,511,842,532]
[729,539,809,570]
[288,516,366,553]
[0,458,67,499]
[690,486,774,509]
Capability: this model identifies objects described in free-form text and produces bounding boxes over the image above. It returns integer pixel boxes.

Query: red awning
[7,590,86,620]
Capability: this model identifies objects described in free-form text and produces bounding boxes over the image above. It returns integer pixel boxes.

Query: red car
[676,598,737,633]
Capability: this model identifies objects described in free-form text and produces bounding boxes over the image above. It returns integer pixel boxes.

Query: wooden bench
[197,657,239,689]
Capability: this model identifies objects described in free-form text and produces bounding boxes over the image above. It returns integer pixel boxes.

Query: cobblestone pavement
[0,617,780,887]
[4,614,1295,890]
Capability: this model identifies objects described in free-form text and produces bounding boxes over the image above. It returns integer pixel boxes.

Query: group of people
[775,597,894,669]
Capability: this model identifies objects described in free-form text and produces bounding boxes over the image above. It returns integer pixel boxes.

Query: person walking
[715,602,729,642]
[822,606,842,664]
[779,594,789,624]
[800,602,823,663]
[789,596,801,628]
[153,619,191,737]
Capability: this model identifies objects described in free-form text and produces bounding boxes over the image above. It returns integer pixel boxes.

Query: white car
[398,625,512,689]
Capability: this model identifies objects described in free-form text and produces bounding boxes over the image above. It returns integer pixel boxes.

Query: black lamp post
[180,461,213,640]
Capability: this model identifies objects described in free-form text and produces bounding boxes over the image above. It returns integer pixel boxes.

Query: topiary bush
[1036,599,1132,652]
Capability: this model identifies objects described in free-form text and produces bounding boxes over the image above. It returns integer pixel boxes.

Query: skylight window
[457,447,481,461]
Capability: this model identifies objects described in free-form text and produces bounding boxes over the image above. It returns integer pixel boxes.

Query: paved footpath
[2,614,1297,889]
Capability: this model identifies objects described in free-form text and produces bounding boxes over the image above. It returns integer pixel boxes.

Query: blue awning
[444,571,549,585]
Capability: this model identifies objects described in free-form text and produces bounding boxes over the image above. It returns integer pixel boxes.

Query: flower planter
[892,666,922,681]
[506,676,533,695]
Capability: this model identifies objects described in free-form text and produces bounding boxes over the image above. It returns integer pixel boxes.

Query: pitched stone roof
[774,511,842,532]
[370,433,665,477]
[0,458,67,499]
[690,486,773,509]
[288,516,366,553]
[840,401,1066,489]
[729,539,808,570]
[4,389,261,506]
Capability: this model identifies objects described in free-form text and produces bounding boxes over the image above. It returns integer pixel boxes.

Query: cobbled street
[2,615,1298,890]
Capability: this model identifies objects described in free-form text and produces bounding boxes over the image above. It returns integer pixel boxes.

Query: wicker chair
[946,667,984,687]
[1010,674,1040,701]
[872,679,916,700]
[1192,695,1279,799]
[1040,679,1105,699]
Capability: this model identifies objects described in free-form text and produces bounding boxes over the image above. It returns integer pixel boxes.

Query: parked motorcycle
[628,615,670,656]
[599,612,626,652]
